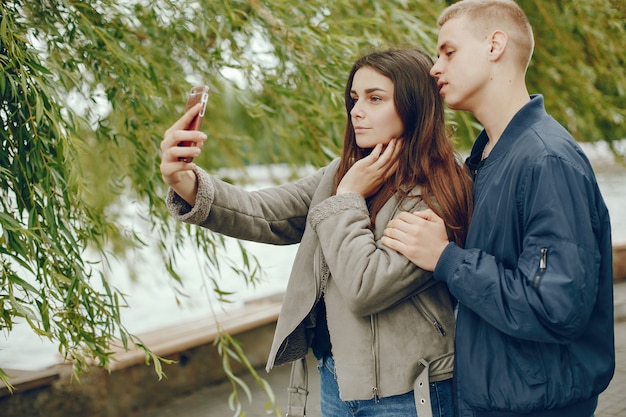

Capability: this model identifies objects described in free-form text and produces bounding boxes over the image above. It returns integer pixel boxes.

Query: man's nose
[430,59,441,78]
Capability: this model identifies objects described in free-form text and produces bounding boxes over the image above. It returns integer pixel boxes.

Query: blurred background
[1,1,625,415]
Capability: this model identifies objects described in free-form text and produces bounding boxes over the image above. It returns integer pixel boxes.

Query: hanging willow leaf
[1,0,624,414]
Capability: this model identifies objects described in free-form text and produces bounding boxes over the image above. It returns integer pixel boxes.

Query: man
[381,1,615,416]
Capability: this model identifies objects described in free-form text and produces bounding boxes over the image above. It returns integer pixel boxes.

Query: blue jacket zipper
[533,248,548,289]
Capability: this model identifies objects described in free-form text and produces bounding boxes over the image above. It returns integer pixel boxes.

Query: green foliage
[524,0,626,157]
[215,331,281,417]
[1,0,625,413]
[0,0,132,385]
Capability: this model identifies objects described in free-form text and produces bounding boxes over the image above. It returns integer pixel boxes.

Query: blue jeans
[318,355,455,417]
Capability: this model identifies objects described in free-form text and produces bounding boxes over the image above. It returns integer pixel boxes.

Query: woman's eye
[370,96,382,102]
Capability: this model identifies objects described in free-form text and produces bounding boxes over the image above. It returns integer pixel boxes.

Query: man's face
[430,16,492,113]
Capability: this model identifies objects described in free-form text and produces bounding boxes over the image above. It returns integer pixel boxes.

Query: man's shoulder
[512,113,589,168]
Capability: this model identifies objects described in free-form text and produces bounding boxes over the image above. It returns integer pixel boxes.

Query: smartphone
[178,85,210,162]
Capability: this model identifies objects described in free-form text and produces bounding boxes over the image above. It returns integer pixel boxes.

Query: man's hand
[382,209,449,271]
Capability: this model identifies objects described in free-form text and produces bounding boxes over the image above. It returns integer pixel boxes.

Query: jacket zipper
[370,314,380,403]
[313,245,321,300]
[533,248,548,289]
[413,296,446,336]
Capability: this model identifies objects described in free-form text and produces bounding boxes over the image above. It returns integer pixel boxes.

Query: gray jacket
[167,159,455,406]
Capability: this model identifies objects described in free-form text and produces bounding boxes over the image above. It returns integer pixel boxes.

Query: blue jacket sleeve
[435,154,604,343]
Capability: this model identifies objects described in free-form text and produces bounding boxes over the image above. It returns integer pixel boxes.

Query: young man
[381,1,615,416]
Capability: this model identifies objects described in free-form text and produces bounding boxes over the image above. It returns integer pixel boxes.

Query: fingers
[161,105,207,159]
[390,210,423,225]
[374,138,400,162]
[162,103,206,145]
[413,208,444,224]
[336,138,401,196]
[382,209,447,271]
[383,137,402,160]
[162,131,206,156]
[383,212,417,243]
[362,138,401,175]
[383,211,436,244]
[380,233,408,255]
[378,138,402,178]
[160,132,206,171]
[178,102,204,131]
[160,104,209,186]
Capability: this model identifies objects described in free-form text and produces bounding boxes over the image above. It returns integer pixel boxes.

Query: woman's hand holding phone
[178,85,210,162]
[159,85,210,206]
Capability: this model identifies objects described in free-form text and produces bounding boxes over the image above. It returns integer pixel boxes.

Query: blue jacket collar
[466,94,546,174]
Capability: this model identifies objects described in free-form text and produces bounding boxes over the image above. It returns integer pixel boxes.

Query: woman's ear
[488,30,508,61]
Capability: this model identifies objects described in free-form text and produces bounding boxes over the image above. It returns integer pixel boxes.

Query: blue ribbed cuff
[433,242,465,283]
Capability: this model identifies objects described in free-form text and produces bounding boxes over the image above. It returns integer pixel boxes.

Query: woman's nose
[351,103,364,118]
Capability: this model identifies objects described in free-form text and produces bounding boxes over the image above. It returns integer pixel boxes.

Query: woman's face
[350,66,404,149]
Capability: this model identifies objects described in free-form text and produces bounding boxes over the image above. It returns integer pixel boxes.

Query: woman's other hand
[336,138,401,198]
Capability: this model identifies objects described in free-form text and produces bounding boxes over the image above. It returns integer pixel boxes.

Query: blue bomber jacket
[435,95,615,417]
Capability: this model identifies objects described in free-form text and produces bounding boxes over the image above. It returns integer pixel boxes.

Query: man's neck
[475,86,530,148]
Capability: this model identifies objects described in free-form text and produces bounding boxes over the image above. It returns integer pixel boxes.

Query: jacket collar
[466,94,547,174]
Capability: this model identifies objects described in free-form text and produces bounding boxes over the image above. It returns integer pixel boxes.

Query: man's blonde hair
[438,0,534,71]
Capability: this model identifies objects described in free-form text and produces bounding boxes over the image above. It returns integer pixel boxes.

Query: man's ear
[488,30,507,61]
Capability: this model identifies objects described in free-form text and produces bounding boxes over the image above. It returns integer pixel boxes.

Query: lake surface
[1,145,625,371]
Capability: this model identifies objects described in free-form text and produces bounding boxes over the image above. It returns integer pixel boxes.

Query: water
[0,166,303,371]
[596,166,626,244]
[1,146,625,371]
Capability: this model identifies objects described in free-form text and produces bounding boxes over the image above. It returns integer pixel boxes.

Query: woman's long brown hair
[334,48,473,246]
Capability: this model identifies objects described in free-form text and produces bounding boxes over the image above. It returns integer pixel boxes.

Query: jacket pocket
[505,336,547,385]
[411,296,447,336]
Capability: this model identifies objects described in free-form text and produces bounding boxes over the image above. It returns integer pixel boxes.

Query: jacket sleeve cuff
[433,242,465,283]
[165,166,215,224]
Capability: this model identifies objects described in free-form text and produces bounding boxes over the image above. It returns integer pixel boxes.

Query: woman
[160,48,473,417]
